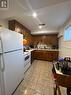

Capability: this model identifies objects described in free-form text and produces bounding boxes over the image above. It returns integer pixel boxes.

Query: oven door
[24,53,31,66]
[24,53,31,72]
[24,55,29,66]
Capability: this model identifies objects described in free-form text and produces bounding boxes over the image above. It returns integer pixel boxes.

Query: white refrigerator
[0,28,24,95]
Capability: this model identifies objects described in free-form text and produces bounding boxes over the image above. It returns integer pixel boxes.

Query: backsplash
[31,34,58,49]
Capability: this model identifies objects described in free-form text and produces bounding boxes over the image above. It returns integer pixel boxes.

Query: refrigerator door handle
[1,55,5,72]
[0,54,5,72]
[0,38,5,72]
[0,54,1,71]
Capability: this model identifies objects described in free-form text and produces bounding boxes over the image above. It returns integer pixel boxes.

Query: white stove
[23,51,31,72]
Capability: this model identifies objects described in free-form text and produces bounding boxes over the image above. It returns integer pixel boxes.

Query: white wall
[0,19,8,28]
[58,17,71,58]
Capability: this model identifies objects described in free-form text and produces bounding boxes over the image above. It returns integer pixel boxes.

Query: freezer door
[0,29,23,52]
[3,50,24,95]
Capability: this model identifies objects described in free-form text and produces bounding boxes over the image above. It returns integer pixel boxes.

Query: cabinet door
[52,51,58,60]
[36,51,43,59]
[33,50,40,59]
[32,50,58,61]
[45,51,52,61]
[45,51,58,61]
[31,51,34,63]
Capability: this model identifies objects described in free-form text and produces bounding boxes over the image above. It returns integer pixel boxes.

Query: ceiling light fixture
[38,23,45,29]
[39,25,42,29]
[39,24,45,26]
[33,12,37,18]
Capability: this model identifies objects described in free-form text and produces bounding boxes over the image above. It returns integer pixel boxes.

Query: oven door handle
[25,55,29,61]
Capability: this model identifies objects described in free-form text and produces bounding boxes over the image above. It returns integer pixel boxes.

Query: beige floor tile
[22,88,35,95]
[33,92,43,95]
[13,60,67,95]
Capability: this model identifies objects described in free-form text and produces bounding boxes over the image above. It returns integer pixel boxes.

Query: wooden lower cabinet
[32,50,58,61]
[31,50,34,63]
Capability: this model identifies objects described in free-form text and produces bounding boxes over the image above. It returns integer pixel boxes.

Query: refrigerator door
[0,72,1,95]
[0,71,5,95]
[0,28,23,53]
[0,54,5,95]
[3,50,24,95]
[0,54,2,95]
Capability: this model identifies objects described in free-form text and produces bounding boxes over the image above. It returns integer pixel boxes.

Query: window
[64,25,71,41]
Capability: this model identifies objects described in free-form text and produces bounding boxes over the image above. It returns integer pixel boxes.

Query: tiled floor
[13,60,67,95]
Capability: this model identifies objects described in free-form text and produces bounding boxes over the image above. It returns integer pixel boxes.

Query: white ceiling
[0,0,71,34]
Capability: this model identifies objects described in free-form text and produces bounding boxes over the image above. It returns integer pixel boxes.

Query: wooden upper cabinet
[8,20,27,34]
[8,20,32,45]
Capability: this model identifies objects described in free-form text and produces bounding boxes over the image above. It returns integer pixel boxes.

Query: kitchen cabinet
[8,20,32,45]
[32,50,59,61]
[8,20,31,34]
[31,50,35,63]
[8,20,23,34]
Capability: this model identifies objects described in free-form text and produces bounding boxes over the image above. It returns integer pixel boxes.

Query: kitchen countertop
[24,48,59,52]
[23,49,34,55]
[36,49,59,51]
[23,48,59,56]
[25,49,35,52]
[23,51,29,55]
